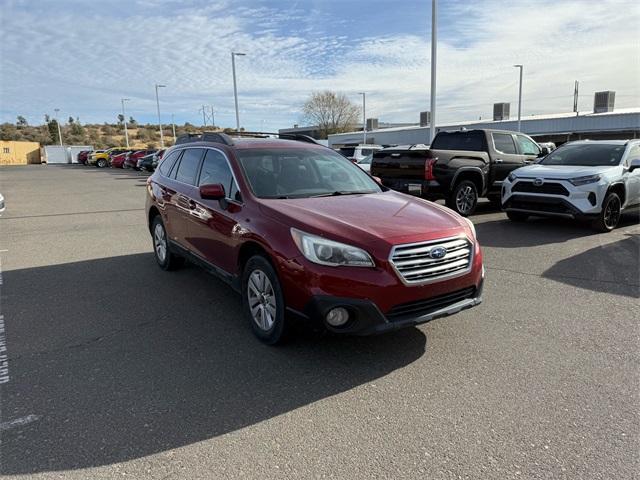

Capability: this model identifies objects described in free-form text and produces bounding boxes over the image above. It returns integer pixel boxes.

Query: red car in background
[124,149,157,170]
[110,152,130,168]
[77,150,92,165]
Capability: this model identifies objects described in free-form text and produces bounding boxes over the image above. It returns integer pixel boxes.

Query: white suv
[501,140,640,232]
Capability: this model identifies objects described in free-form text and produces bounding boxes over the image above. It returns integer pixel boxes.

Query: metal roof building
[328,108,640,147]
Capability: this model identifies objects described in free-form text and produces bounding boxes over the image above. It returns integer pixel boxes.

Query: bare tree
[302,91,359,138]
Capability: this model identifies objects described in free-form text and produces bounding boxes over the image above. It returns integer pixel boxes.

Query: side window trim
[196,146,244,205]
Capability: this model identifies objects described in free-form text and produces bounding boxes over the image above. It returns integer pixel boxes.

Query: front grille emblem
[429,246,447,259]
[533,178,544,186]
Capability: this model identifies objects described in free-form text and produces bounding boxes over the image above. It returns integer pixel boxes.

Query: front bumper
[502,178,603,218]
[295,278,483,335]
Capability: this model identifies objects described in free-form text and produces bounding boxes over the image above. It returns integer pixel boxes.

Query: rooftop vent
[594,91,615,113]
[493,103,510,121]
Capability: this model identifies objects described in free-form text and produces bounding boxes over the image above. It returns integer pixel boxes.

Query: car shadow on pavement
[474,211,640,248]
[0,253,426,475]
[542,234,640,297]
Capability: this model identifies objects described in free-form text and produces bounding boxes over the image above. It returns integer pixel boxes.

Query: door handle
[494,158,503,163]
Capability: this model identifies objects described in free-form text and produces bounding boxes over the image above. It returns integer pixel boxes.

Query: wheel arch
[606,182,626,206]
[148,206,161,232]
[451,168,485,194]
[238,240,275,275]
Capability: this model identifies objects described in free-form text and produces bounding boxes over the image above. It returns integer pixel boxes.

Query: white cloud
[0,0,638,130]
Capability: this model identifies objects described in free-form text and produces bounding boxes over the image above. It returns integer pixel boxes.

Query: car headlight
[291,228,374,267]
[507,172,517,182]
[569,174,600,186]
[462,217,476,238]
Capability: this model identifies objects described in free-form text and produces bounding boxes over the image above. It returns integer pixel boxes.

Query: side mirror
[199,183,225,200]
[629,159,640,173]
[538,147,550,156]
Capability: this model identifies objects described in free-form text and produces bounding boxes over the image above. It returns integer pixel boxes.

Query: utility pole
[54,108,63,146]
[231,52,246,131]
[210,105,215,128]
[359,92,367,144]
[573,80,579,115]
[514,64,523,132]
[430,0,437,144]
[155,83,166,147]
[121,98,130,148]
[199,105,207,126]
[171,114,176,142]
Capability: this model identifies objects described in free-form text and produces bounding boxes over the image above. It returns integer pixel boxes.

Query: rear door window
[173,148,205,185]
[492,133,518,154]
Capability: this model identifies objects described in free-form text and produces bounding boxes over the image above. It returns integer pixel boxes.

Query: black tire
[151,215,184,270]
[593,192,621,232]
[97,158,107,168]
[447,180,478,217]
[242,255,288,345]
[506,211,529,222]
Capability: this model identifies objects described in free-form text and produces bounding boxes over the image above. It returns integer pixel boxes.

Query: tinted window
[158,150,181,176]
[174,148,204,184]
[339,147,355,157]
[516,135,540,155]
[430,131,486,151]
[236,148,382,198]
[626,144,640,165]
[492,133,517,154]
[360,149,373,156]
[541,143,626,167]
[198,149,241,201]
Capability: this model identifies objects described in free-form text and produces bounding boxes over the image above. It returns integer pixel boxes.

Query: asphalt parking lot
[0,165,638,479]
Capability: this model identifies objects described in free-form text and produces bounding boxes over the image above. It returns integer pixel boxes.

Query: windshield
[236,148,383,199]
[541,143,625,166]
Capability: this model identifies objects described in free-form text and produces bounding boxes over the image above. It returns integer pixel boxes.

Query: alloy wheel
[604,196,621,229]
[247,270,276,331]
[154,223,167,263]
[456,185,476,215]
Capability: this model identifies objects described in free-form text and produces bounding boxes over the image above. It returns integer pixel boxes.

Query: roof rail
[229,131,320,145]
[175,132,234,146]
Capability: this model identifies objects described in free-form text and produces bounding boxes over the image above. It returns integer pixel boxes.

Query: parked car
[371,129,544,216]
[77,150,92,165]
[356,154,372,173]
[502,140,640,231]
[338,144,383,163]
[86,150,106,166]
[110,151,130,168]
[146,132,484,344]
[89,147,129,168]
[537,142,556,153]
[138,153,158,172]
[125,149,156,170]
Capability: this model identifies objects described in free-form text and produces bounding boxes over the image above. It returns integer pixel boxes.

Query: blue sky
[1,0,638,130]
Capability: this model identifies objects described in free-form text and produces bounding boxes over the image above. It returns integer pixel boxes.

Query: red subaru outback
[145,133,484,344]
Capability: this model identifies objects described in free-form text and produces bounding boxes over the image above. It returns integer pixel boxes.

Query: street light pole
[514,64,523,132]
[54,108,63,146]
[359,92,367,144]
[171,114,176,142]
[430,0,437,144]
[231,52,246,131]
[155,84,166,147]
[121,98,130,148]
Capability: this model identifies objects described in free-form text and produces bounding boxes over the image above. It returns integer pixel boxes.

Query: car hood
[513,164,617,179]
[259,191,467,250]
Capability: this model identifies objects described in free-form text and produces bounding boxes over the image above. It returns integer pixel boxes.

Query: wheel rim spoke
[247,269,276,331]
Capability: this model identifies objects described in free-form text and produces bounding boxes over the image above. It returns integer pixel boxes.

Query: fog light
[588,192,596,206]
[326,307,350,327]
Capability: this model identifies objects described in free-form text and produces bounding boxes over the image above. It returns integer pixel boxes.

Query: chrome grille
[390,236,473,284]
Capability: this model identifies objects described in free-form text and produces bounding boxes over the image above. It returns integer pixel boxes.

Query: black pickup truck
[371,129,547,216]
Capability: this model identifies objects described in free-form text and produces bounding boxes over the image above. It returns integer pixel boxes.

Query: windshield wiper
[310,190,373,198]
